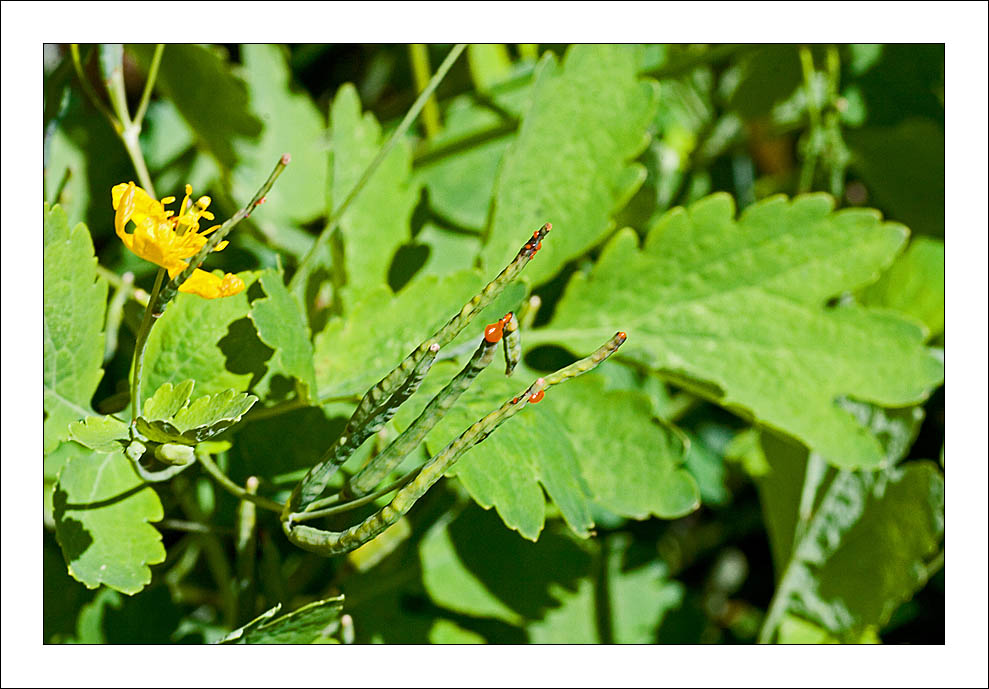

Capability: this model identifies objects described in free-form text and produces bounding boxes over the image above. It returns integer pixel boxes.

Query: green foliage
[219,596,345,644]
[44,205,107,453]
[329,84,419,294]
[482,44,659,284]
[547,193,944,469]
[137,380,257,445]
[41,43,945,647]
[53,447,165,594]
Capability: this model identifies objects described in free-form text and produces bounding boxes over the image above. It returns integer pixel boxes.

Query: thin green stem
[293,467,420,523]
[798,46,822,194]
[289,43,467,294]
[154,154,290,312]
[129,267,165,427]
[103,271,133,364]
[133,43,164,127]
[409,44,441,139]
[196,450,285,514]
[98,265,150,306]
[69,44,119,128]
[235,476,260,625]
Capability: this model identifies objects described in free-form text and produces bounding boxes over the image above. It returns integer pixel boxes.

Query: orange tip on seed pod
[530,390,545,404]
[484,321,505,343]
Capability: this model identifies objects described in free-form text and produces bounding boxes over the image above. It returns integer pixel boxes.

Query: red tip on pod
[484,321,505,343]
[530,390,545,404]
[617,331,627,343]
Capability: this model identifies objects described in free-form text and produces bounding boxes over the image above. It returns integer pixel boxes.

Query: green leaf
[467,44,513,92]
[528,536,684,643]
[44,204,107,453]
[482,45,659,284]
[782,462,944,640]
[329,83,419,294]
[555,376,699,519]
[218,596,345,644]
[419,503,592,624]
[249,269,317,402]
[232,44,327,229]
[53,448,165,595]
[68,415,129,453]
[140,272,258,397]
[778,613,879,644]
[136,380,257,445]
[313,269,485,399]
[546,193,944,469]
[429,619,486,644]
[130,44,262,169]
[860,236,944,340]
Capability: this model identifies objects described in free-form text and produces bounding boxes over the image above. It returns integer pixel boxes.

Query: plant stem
[196,450,285,514]
[293,466,420,523]
[69,44,118,127]
[409,44,442,139]
[133,43,164,127]
[98,265,150,306]
[797,46,822,194]
[129,267,165,427]
[289,43,467,294]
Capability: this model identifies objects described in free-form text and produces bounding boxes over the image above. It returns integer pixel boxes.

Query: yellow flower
[111,182,245,299]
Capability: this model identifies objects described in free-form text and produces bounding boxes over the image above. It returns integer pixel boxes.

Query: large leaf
[481,44,659,284]
[232,44,327,229]
[218,596,345,644]
[544,193,944,469]
[313,269,485,399]
[249,269,318,402]
[329,84,419,295]
[53,447,165,595]
[140,272,258,396]
[130,44,262,169]
[44,204,107,453]
[860,236,944,340]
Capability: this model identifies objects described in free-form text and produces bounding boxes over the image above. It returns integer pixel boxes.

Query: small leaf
[53,448,165,595]
[44,204,107,453]
[218,596,345,644]
[249,269,317,403]
[482,45,659,284]
[860,236,944,340]
[68,415,129,453]
[547,193,944,469]
[137,380,257,445]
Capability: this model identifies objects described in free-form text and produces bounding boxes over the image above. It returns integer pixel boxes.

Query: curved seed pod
[289,343,440,511]
[343,332,501,500]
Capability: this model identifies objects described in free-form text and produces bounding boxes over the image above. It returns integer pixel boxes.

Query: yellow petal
[175,269,245,299]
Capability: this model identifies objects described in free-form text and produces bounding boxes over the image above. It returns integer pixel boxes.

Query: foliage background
[42,43,944,644]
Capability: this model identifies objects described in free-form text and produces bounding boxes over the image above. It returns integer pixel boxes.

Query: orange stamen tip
[484,322,505,343]
[617,331,627,341]
[530,390,545,404]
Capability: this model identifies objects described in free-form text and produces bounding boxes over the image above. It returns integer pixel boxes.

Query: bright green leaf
[53,448,165,595]
[233,44,327,229]
[329,83,419,295]
[219,596,345,644]
[141,272,258,397]
[44,204,107,453]
[860,236,944,339]
[137,380,257,445]
[545,193,944,469]
[482,44,659,284]
[69,415,129,453]
[249,269,317,403]
[429,619,486,644]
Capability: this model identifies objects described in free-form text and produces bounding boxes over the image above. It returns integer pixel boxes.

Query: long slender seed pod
[502,312,521,376]
[343,334,501,500]
[289,225,550,512]
[283,378,546,556]
[281,331,627,556]
[289,343,440,511]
